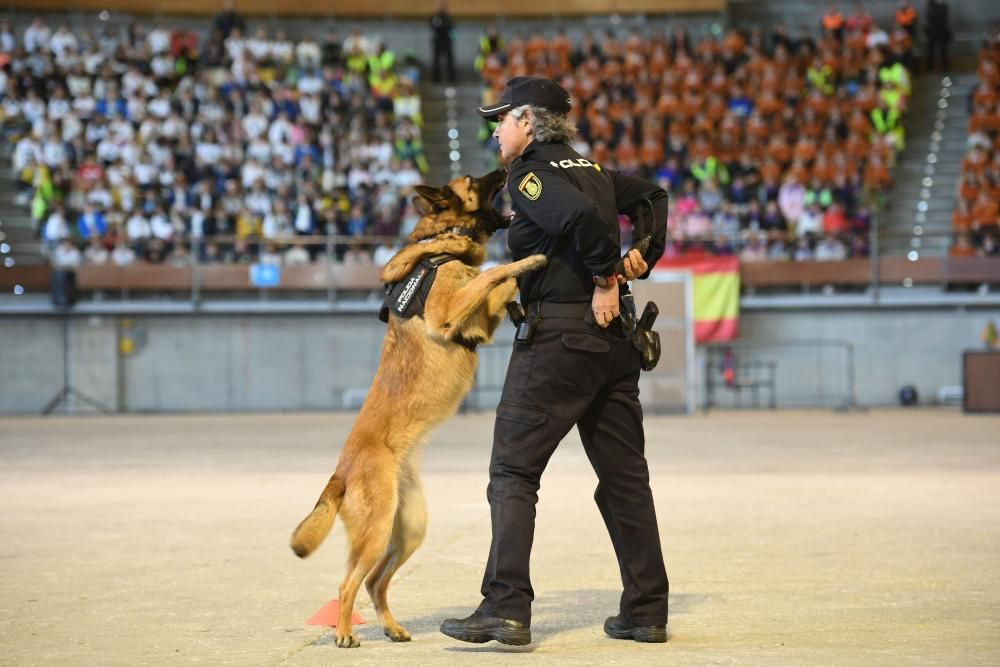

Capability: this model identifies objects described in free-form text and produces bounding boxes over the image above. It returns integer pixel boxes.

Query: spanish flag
[654,256,740,344]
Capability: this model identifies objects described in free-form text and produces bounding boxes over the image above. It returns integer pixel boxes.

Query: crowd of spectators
[952,25,1000,258]
[2,12,428,269]
[477,4,917,262]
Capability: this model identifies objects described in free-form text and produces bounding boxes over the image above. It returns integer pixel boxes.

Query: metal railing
[702,340,858,411]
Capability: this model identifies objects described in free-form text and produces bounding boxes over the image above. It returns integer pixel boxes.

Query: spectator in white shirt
[49,24,78,62]
[0,19,16,54]
[270,30,293,64]
[53,239,82,267]
[815,234,848,261]
[246,27,271,63]
[296,35,322,69]
[245,181,271,217]
[373,241,397,267]
[147,26,171,54]
[262,200,292,239]
[242,104,269,140]
[23,17,51,54]
[84,238,110,264]
[47,87,72,120]
[293,194,315,234]
[793,238,815,262]
[394,158,422,191]
[111,241,137,266]
[149,208,174,241]
[796,203,823,238]
[283,240,311,265]
[43,206,71,249]
[126,212,152,246]
[268,111,293,146]
[342,26,370,56]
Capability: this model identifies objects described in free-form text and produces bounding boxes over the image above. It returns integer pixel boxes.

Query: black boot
[604,615,667,643]
[440,610,531,645]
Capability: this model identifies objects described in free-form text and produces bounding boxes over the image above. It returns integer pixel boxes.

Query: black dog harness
[379,253,460,323]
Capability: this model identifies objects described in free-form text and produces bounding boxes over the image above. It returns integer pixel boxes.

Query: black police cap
[478,76,572,120]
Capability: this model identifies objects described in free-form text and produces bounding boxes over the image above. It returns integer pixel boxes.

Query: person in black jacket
[925,0,952,72]
[440,76,670,646]
[429,0,455,83]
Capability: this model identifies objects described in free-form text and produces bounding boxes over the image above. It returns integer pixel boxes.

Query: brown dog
[290,169,546,648]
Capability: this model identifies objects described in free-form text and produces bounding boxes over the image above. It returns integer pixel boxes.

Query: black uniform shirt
[505,140,668,305]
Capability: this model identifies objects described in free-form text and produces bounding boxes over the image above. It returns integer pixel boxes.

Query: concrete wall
[2,306,998,414]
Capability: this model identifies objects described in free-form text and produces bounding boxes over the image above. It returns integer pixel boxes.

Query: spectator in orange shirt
[958,172,982,205]
[977,52,999,87]
[963,145,990,177]
[973,81,998,110]
[586,140,608,167]
[615,135,640,175]
[895,1,918,40]
[822,5,846,42]
[952,200,971,230]
[793,135,818,163]
[648,32,670,76]
[950,232,977,257]
[971,190,999,226]
[550,28,571,73]
[863,153,892,191]
[757,88,785,117]
[639,135,665,175]
[767,133,792,165]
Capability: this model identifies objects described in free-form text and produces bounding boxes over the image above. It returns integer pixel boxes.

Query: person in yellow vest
[807,58,836,96]
[691,155,731,186]
[474,25,503,73]
[879,60,911,98]
[370,69,398,104]
[870,100,905,151]
[367,42,395,85]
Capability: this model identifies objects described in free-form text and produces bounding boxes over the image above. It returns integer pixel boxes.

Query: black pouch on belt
[631,302,661,371]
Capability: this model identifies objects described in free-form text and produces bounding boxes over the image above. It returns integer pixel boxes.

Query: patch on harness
[378,254,459,323]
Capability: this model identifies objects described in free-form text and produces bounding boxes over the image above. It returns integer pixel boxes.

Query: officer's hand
[618,249,648,284]
[592,279,620,328]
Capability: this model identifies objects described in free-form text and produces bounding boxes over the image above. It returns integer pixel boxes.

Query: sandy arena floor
[1,409,999,666]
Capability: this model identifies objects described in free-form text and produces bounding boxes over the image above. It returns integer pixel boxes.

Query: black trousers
[926,38,950,72]
[432,43,455,83]
[477,305,669,626]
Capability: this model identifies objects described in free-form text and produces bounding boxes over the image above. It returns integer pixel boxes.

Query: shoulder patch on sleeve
[517,172,543,201]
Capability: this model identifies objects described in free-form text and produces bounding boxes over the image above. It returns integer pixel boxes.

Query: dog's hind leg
[334,486,397,648]
[366,457,428,642]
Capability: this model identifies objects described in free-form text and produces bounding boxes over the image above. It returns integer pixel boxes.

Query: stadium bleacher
[476,12,914,262]
[2,13,427,269]
[952,26,1000,258]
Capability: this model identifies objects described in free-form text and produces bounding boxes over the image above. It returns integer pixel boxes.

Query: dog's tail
[290,474,346,558]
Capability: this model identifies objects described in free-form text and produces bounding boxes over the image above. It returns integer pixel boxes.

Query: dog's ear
[411,194,435,216]
[414,185,458,211]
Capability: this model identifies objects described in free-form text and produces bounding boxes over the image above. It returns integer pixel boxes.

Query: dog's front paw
[335,631,360,648]
[519,254,547,272]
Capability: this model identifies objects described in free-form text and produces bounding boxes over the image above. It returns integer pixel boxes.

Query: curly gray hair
[510,104,577,144]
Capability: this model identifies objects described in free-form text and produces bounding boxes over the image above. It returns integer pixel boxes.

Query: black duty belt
[525,301,591,320]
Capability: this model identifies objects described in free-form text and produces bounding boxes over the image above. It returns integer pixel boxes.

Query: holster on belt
[632,301,661,372]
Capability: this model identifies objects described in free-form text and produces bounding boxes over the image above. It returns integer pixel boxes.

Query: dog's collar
[418,227,484,244]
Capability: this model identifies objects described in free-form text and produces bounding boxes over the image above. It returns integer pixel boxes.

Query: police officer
[440,76,670,646]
